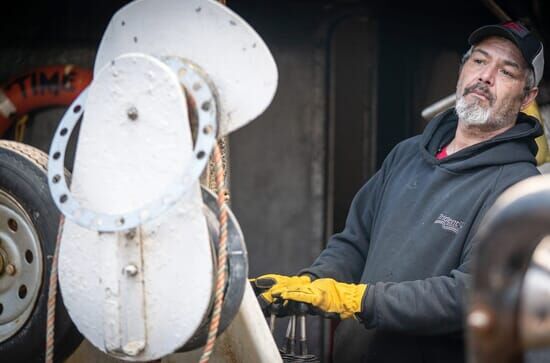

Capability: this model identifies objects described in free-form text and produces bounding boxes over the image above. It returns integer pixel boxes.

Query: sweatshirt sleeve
[359,163,541,334]
[360,263,471,334]
[300,146,398,283]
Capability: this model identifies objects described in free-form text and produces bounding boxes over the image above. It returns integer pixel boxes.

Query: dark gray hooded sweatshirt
[301,109,543,363]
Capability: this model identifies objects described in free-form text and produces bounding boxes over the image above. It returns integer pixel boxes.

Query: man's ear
[520,87,539,111]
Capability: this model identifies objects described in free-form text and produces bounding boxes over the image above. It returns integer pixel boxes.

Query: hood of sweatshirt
[421,108,543,172]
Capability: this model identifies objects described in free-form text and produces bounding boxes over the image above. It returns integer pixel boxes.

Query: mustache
[463,83,494,104]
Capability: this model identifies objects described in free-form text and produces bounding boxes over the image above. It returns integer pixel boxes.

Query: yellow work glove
[250,274,311,304]
[273,278,367,320]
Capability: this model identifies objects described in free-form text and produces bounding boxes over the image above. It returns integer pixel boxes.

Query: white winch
[46,0,279,361]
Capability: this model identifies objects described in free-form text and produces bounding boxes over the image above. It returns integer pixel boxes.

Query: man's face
[455,36,534,131]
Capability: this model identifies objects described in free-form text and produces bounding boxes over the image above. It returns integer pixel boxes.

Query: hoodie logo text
[434,214,464,234]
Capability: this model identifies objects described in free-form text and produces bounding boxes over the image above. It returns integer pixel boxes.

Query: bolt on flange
[124,264,138,277]
[127,106,139,121]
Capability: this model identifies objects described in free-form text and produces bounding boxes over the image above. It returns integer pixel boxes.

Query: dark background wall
[226,3,493,357]
[1,0,548,361]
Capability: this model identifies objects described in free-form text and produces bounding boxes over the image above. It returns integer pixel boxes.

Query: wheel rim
[0,189,43,343]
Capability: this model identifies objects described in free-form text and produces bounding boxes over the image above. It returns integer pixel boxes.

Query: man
[252,22,545,362]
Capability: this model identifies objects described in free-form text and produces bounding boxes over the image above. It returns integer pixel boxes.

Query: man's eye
[501,69,515,78]
[473,59,485,65]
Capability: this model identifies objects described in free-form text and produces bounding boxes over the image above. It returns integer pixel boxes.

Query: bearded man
[252,22,545,363]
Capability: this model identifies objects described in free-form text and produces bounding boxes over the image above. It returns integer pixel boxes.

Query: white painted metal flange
[94,0,278,136]
[48,55,218,232]
[57,53,214,361]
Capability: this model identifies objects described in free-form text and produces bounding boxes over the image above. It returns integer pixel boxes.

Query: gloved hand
[272,278,367,320]
[250,274,311,306]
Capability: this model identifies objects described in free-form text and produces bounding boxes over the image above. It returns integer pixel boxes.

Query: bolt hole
[25,250,33,264]
[117,217,125,226]
[60,128,68,136]
[52,175,61,184]
[18,285,27,299]
[197,151,205,159]
[8,218,18,232]
[133,36,138,43]
[73,105,81,113]
[121,20,125,26]
[59,194,68,204]
[193,83,202,91]
[53,151,61,160]
[0,303,3,315]
[201,101,211,112]
[202,125,213,135]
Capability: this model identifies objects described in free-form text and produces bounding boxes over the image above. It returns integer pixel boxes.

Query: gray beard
[455,96,491,126]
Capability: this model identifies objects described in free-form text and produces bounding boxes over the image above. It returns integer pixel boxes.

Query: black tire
[0,141,81,363]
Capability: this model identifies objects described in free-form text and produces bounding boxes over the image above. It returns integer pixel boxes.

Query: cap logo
[502,22,529,38]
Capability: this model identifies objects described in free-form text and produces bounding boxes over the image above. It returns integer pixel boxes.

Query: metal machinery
[467,175,550,363]
[1,0,549,362]
[7,0,284,361]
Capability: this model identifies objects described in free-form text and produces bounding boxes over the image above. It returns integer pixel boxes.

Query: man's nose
[478,64,496,86]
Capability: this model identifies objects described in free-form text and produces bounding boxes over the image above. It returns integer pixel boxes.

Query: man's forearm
[360,269,471,335]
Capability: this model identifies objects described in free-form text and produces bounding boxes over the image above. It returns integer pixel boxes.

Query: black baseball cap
[468,21,545,86]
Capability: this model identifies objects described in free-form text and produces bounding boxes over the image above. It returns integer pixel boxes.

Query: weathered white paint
[48,56,219,232]
[59,0,282,359]
[67,284,283,363]
[166,283,283,363]
[58,53,214,361]
[71,54,194,216]
[94,0,278,136]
